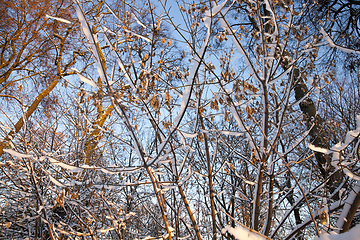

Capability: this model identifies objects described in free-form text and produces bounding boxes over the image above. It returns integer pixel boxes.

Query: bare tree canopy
[0,0,359,239]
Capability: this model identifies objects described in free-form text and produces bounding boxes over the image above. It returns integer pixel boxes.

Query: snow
[337,46,355,54]
[314,115,360,177]
[93,184,121,190]
[208,0,229,16]
[244,179,256,186]
[100,168,120,174]
[98,227,115,233]
[3,149,32,158]
[116,55,134,89]
[220,130,243,136]
[131,13,146,29]
[178,131,186,146]
[102,26,116,36]
[77,73,98,89]
[229,105,259,158]
[123,29,151,42]
[263,0,278,39]
[229,30,262,83]
[336,181,360,231]
[282,129,310,156]
[166,0,213,159]
[308,143,333,154]
[179,131,198,138]
[45,15,72,24]
[79,164,97,169]
[269,66,293,84]
[320,27,360,55]
[73,0,108,85]
[343,169,360,180]
[174,29,208,126]
[178,166,192,186]
[320,28,336,48]
[215,2,263,83]
[315,224,360,240]
[48,175,66,187]
[203,0,229,29]
[222,225,268,240]
[328,118,360,154]
[48,157,83,173]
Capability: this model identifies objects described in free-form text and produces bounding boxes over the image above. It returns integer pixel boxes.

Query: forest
[0,0,360,239]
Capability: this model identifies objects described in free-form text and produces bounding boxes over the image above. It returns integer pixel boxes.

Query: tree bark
[292,68,330,178]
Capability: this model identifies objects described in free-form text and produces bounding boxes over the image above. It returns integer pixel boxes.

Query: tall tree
[1,0,360,239]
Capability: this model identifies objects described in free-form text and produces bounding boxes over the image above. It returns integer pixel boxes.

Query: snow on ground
[314,224,360,240]
[221,225,269,240]
[222,224,360,240]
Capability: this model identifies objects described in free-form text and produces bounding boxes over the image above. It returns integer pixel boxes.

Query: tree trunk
[0,79,59,156]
